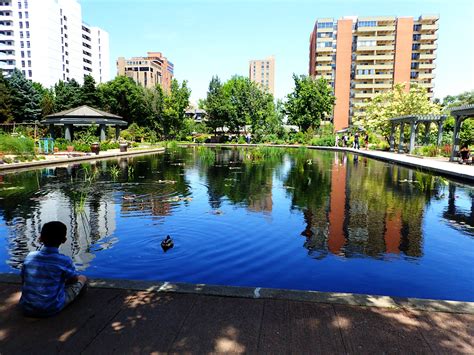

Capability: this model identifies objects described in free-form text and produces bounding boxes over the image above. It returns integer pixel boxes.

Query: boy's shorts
[64,280,86,306]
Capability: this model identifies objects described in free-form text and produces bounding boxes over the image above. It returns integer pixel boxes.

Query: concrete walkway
[0,279,473,354]
[0,147,165,172]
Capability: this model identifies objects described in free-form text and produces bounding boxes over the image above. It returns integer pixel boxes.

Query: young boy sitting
[20,221,87,317]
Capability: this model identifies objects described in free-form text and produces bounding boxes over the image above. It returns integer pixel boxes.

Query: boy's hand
[66,275,88,285]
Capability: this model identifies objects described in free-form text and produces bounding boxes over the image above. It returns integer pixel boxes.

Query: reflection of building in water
[300,152,425,259]
[443,184,474,233]
[5,176,117,271]
[120,197,172,218]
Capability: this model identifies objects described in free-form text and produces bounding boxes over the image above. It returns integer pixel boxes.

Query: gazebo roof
[389,114,447,123]
[41,105,128,126]
[449,104,474,118]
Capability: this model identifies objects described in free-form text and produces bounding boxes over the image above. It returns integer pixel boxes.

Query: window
[410,71,418,79]
[21,60,25,67]
[412,43,420,50]
[26,40,30,48]
[412,53,420,60]
[27,50,30,57]
[20,41,24,48]
[18,2,21,9]
[411,63,419,69]
[25,11,28,18]
[18,12,22,19]
[27,60,31,67]
[357,40,376,47]
[318,22,333,29]
[26,31,29,38]
[413,34,421,41]
[21,51,24,58]
[19,22,23,29]
[358,21,377,27]
[20,31,23,38]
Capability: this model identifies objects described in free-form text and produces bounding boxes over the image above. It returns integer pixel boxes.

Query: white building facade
[0,0,109,87]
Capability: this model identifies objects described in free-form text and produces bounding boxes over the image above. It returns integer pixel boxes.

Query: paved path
[1,282,473,354]
[0,147,165,172]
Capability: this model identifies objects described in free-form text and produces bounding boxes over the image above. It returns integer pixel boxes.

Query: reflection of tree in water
[442,183,474,235]
[198,147,285,212]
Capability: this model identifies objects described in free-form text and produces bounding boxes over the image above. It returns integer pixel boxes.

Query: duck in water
[161,235,174,251]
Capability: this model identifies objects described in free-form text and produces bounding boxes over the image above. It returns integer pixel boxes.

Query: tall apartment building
[249,55,275,95]
[309,15,439,130]
[116,52,174,92]
[0,0,109,87]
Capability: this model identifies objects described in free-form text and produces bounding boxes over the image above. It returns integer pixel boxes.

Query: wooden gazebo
[41,106,128,142]
[449,104,474,162]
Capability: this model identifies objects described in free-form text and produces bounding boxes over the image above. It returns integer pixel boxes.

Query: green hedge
[0,135,35,155]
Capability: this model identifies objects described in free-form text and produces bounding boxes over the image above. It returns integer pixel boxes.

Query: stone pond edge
[0,273,472,314]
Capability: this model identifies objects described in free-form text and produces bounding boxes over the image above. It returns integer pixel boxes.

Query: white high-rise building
[0,0,109,87]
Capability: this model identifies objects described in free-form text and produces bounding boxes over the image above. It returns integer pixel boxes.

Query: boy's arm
[64,258,80,284]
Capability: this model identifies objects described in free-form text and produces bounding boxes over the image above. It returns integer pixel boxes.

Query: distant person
[354,132,360,150]
[364,133,369,150]
[20,221,87,317]
[335,135,340,147]
[343,134,348,147]
[459,144,470,164]
[246,133,251,144]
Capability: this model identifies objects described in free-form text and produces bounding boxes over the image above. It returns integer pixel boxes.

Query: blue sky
[81,0,474,103]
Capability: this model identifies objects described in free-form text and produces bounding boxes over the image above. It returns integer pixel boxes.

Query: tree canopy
[359,83,441,140]
[284,74,335,132]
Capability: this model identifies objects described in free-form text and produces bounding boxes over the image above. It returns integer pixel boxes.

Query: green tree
[7,69,41,122]
[203,76,230,135]
[143,84,164,134]
[0,71,13,122]
[360,83,441,141]
[98,76,148,125]
[54,79,82,111]
[284,74,335,132]
[441,91,474,145]
[81,75,101,108]
[161,79,191,138]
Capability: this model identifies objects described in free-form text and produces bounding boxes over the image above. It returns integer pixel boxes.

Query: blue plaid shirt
[20,246,78,316]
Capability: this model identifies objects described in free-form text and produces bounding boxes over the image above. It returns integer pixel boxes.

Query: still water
[0,147,473,301]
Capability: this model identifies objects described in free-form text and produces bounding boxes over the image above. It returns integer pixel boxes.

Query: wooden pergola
[449,104,474,162]
[41,106,127,142]
[388,114,447,154]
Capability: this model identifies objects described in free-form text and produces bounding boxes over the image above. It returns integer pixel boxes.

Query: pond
[0,147,473,301]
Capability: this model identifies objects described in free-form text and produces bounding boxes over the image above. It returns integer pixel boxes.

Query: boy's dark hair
[40,221,67,247]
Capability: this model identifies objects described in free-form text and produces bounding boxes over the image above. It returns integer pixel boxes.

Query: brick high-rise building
[309,15,439,131]
[116,52,174,92]
[249,55,275,95]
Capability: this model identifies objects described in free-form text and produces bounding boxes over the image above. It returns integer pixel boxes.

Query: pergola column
[389,123,396,152]
[450,117,463,162]
[115,125,121,140]
[99,124,106,142]
[409,121,417,154]
[64,124,73,141]
[49,124,55,139]
[424,122,431,145]
[437,120,443,146]
[398,122,405,153]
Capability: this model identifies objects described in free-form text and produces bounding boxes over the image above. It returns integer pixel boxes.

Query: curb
[1,273,472,314]
[0,147,165,172]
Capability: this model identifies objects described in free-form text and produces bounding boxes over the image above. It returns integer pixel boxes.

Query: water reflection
[0,147,473,277]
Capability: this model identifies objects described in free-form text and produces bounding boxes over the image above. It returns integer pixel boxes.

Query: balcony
[419,53,436,60]
[418,73,435,79]
[355,73,392,80]
[0,24,13,31]
[420,44,437,50]
[0,42,14,50]
[316,65,332,71]
[0,61,15,70]
[420,34,438,41]
[315,56,332,62]
[316,74,332,81]
[353,92,376,99]
[420,23,439,31]
[418,63,436,69]
[356,64,393,70]
[375,45,395,51]
[316,47,333,53]
[355,54,393,61]
[354,83,392,89]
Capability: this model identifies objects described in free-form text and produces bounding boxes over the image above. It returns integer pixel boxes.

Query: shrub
[237,136,246,144]
[376,141,390,151]
[310,135,335,146]
[0,134,35,155]
[415,145,438,157]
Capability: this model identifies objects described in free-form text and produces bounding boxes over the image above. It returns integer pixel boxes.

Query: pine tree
[7,69,41,122]
[81,75,101,108]
[0,71,14,122]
